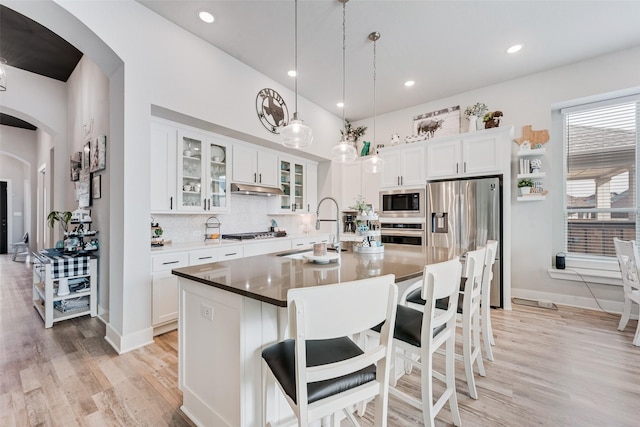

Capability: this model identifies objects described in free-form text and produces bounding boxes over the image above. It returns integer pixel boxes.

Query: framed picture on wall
[92,174,101,199]
[76,169,91,207]
[412,105,461,139]
[90,135,106,172]
[70,151,82,181]
[83,141,91,170]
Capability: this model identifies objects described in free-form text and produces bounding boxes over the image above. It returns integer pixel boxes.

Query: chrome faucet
[315,196,341,251]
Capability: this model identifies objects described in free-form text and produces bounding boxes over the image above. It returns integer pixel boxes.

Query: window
[563,96,639,257]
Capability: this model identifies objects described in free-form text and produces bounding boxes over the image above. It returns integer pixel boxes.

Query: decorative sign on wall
[412,105,461,140]
[256,88,289,134]
[90,135,106,172]
[92,174,101,199]
[76,169,91,207]
[70,151,82,181]
[82,141,91,170]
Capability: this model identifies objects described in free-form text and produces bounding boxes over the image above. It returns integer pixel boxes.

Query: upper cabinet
[379,145,425,188]
[271,158,318,214]
[177,130,230,212]
[232,144,278,187]
[425,132,501,180]
[150,120,178,213]
[338,158,381,210]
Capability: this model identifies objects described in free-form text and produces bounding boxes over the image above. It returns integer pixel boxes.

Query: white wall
[352,46,640,310]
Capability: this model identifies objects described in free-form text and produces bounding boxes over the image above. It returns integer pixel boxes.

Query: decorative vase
[347,135,357,148]
[468,115,477,132]
[520,187,531,196]
[477,117,485,130]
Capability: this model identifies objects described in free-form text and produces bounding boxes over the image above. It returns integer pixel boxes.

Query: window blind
[563,97,639,258]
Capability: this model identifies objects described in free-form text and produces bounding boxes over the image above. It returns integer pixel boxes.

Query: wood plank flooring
[1,254,639,426]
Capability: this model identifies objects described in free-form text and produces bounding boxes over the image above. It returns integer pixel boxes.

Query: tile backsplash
[153,193,316,244]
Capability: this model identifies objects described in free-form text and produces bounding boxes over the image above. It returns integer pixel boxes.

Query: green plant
[349,195,370,212]
[340,120,367,139]
[47,210,72,233]
[517,178,534,188]
[464,102,488,118]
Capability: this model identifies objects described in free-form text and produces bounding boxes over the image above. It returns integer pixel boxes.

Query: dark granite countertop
[171,245,463,307]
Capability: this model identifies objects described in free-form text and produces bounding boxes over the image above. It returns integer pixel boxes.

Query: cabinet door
[150,122,177,212]
[152,271,179,326]
[177,130,207,212]
[462,135,500,176]
[206,139,230,211]
[426,139,461,179]
[340,161,362,209]
[257,150,279,187]
[305,162,318,213]
[232,144,258,184]
[380,151,402,188]
[400,145,425,186]
[278,158,293,212]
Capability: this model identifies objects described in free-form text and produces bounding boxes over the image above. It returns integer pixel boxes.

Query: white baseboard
[105,323,154,354]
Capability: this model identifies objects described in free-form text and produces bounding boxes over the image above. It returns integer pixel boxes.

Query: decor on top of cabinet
[483,111,503,129]
[464,102,488,132]
[361,141,371,156]
[390,133,400,145]
[413,105,461,139]
[340,120,367,147]
[515,125,550,149]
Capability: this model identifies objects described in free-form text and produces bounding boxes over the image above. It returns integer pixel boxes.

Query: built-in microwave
[379,188,425,218]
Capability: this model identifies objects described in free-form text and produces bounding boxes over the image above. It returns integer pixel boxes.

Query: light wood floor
[1,254,639,426]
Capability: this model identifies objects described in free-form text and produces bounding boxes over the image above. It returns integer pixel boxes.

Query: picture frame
[76,169,91,207]
[92,174,101,199]
[90,134,107,172]
[412,105,461,140]
[83,141,91,170]
[70,151,82,181]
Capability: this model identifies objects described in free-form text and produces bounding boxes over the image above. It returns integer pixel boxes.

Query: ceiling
[1,1,639,131]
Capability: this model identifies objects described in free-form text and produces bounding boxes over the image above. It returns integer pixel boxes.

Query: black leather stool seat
[262,337,376,404]
[372,305,445,348]
[406,278,466,313]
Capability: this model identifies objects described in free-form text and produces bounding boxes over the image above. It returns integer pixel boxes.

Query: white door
[150,122,177,212]
[257,150,279,187]
[463,135,500,176]
[232,144,258,184]
[400,145,425,186]
[426,139,461,179]
[380,150,401,188]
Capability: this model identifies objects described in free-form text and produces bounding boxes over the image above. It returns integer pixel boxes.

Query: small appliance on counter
[222,231,287,240]
[151,217,164,247]
[343,214,356,233]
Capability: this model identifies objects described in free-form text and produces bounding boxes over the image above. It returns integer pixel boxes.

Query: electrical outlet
[200,303,213,321]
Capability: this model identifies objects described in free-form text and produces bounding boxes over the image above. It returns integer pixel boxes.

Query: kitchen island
[172,245,460,426]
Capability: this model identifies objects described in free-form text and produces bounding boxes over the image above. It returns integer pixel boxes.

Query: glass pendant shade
[331,136,357,163]
[0,58,7,91]
[281,112,313,148]
[363,153,385,174]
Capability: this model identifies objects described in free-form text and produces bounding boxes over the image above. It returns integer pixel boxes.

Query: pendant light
[281,0,313,149]
[0,57,7,91]
[331,0,357,163]
[363,32,384,174]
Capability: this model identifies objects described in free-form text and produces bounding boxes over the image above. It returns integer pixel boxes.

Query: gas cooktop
[221,231,287,240]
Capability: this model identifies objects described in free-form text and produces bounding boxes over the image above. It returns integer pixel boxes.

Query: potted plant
[517,178,534,195]
[464,103,488,131]
[340,120,367,144]
[47,210,72,248]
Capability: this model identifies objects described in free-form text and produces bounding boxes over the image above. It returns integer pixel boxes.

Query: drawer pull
[296,243,304,247]
[162,260,181,265]
[224,252,237,257]
[198,256,213,260]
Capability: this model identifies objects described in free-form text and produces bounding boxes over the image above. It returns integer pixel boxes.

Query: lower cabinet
[151,271,181,326]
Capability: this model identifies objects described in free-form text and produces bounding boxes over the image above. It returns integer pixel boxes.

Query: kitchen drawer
[290,235,330,249]
[189,248,218,266]
[152,252,189,272]
[218,245,244,261]
[243,239,291,257]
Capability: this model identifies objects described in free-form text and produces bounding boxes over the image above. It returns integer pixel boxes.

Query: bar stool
[11,232,29,262]
[613,238,640,346]
[371,258,463,426]
[401,247,487,399]
[480,240,498,361]
[262,274,398,427]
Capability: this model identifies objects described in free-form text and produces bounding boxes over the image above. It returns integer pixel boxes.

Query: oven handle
[380,229,425,237]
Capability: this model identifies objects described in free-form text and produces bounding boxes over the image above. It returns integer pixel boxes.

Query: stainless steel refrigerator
[427,176,502,307]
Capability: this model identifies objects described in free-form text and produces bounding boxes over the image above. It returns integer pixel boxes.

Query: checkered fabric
[49,255,91,279]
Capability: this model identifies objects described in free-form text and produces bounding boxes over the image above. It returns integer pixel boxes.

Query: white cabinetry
[152,252,188,327]
[305,162,318,213]
[379,145,425,188]
[32,254,97,328]
[273,159,318,214]
[339,158,381,210]
[426,132,500,180]
[177,130,231,212]
[290,234,330,250]
[232,144,278,187]
[150,120,178,213]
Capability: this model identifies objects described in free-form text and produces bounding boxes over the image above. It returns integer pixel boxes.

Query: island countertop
[171,244,462,307]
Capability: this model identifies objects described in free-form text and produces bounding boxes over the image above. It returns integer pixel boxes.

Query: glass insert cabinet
[178,130,229,212]
[279,159,304,212]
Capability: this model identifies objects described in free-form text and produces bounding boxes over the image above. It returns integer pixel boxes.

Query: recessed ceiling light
[337,102,344,108]
[198,10,215,23]
[404,80,415,87]
[288,70,297,77]
[507,44,523,54]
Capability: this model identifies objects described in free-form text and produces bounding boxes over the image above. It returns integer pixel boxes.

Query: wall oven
[380,222,426,247]
[379,188,425,218]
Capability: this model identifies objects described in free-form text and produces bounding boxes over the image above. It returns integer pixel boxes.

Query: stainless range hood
[230,183,284,196]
